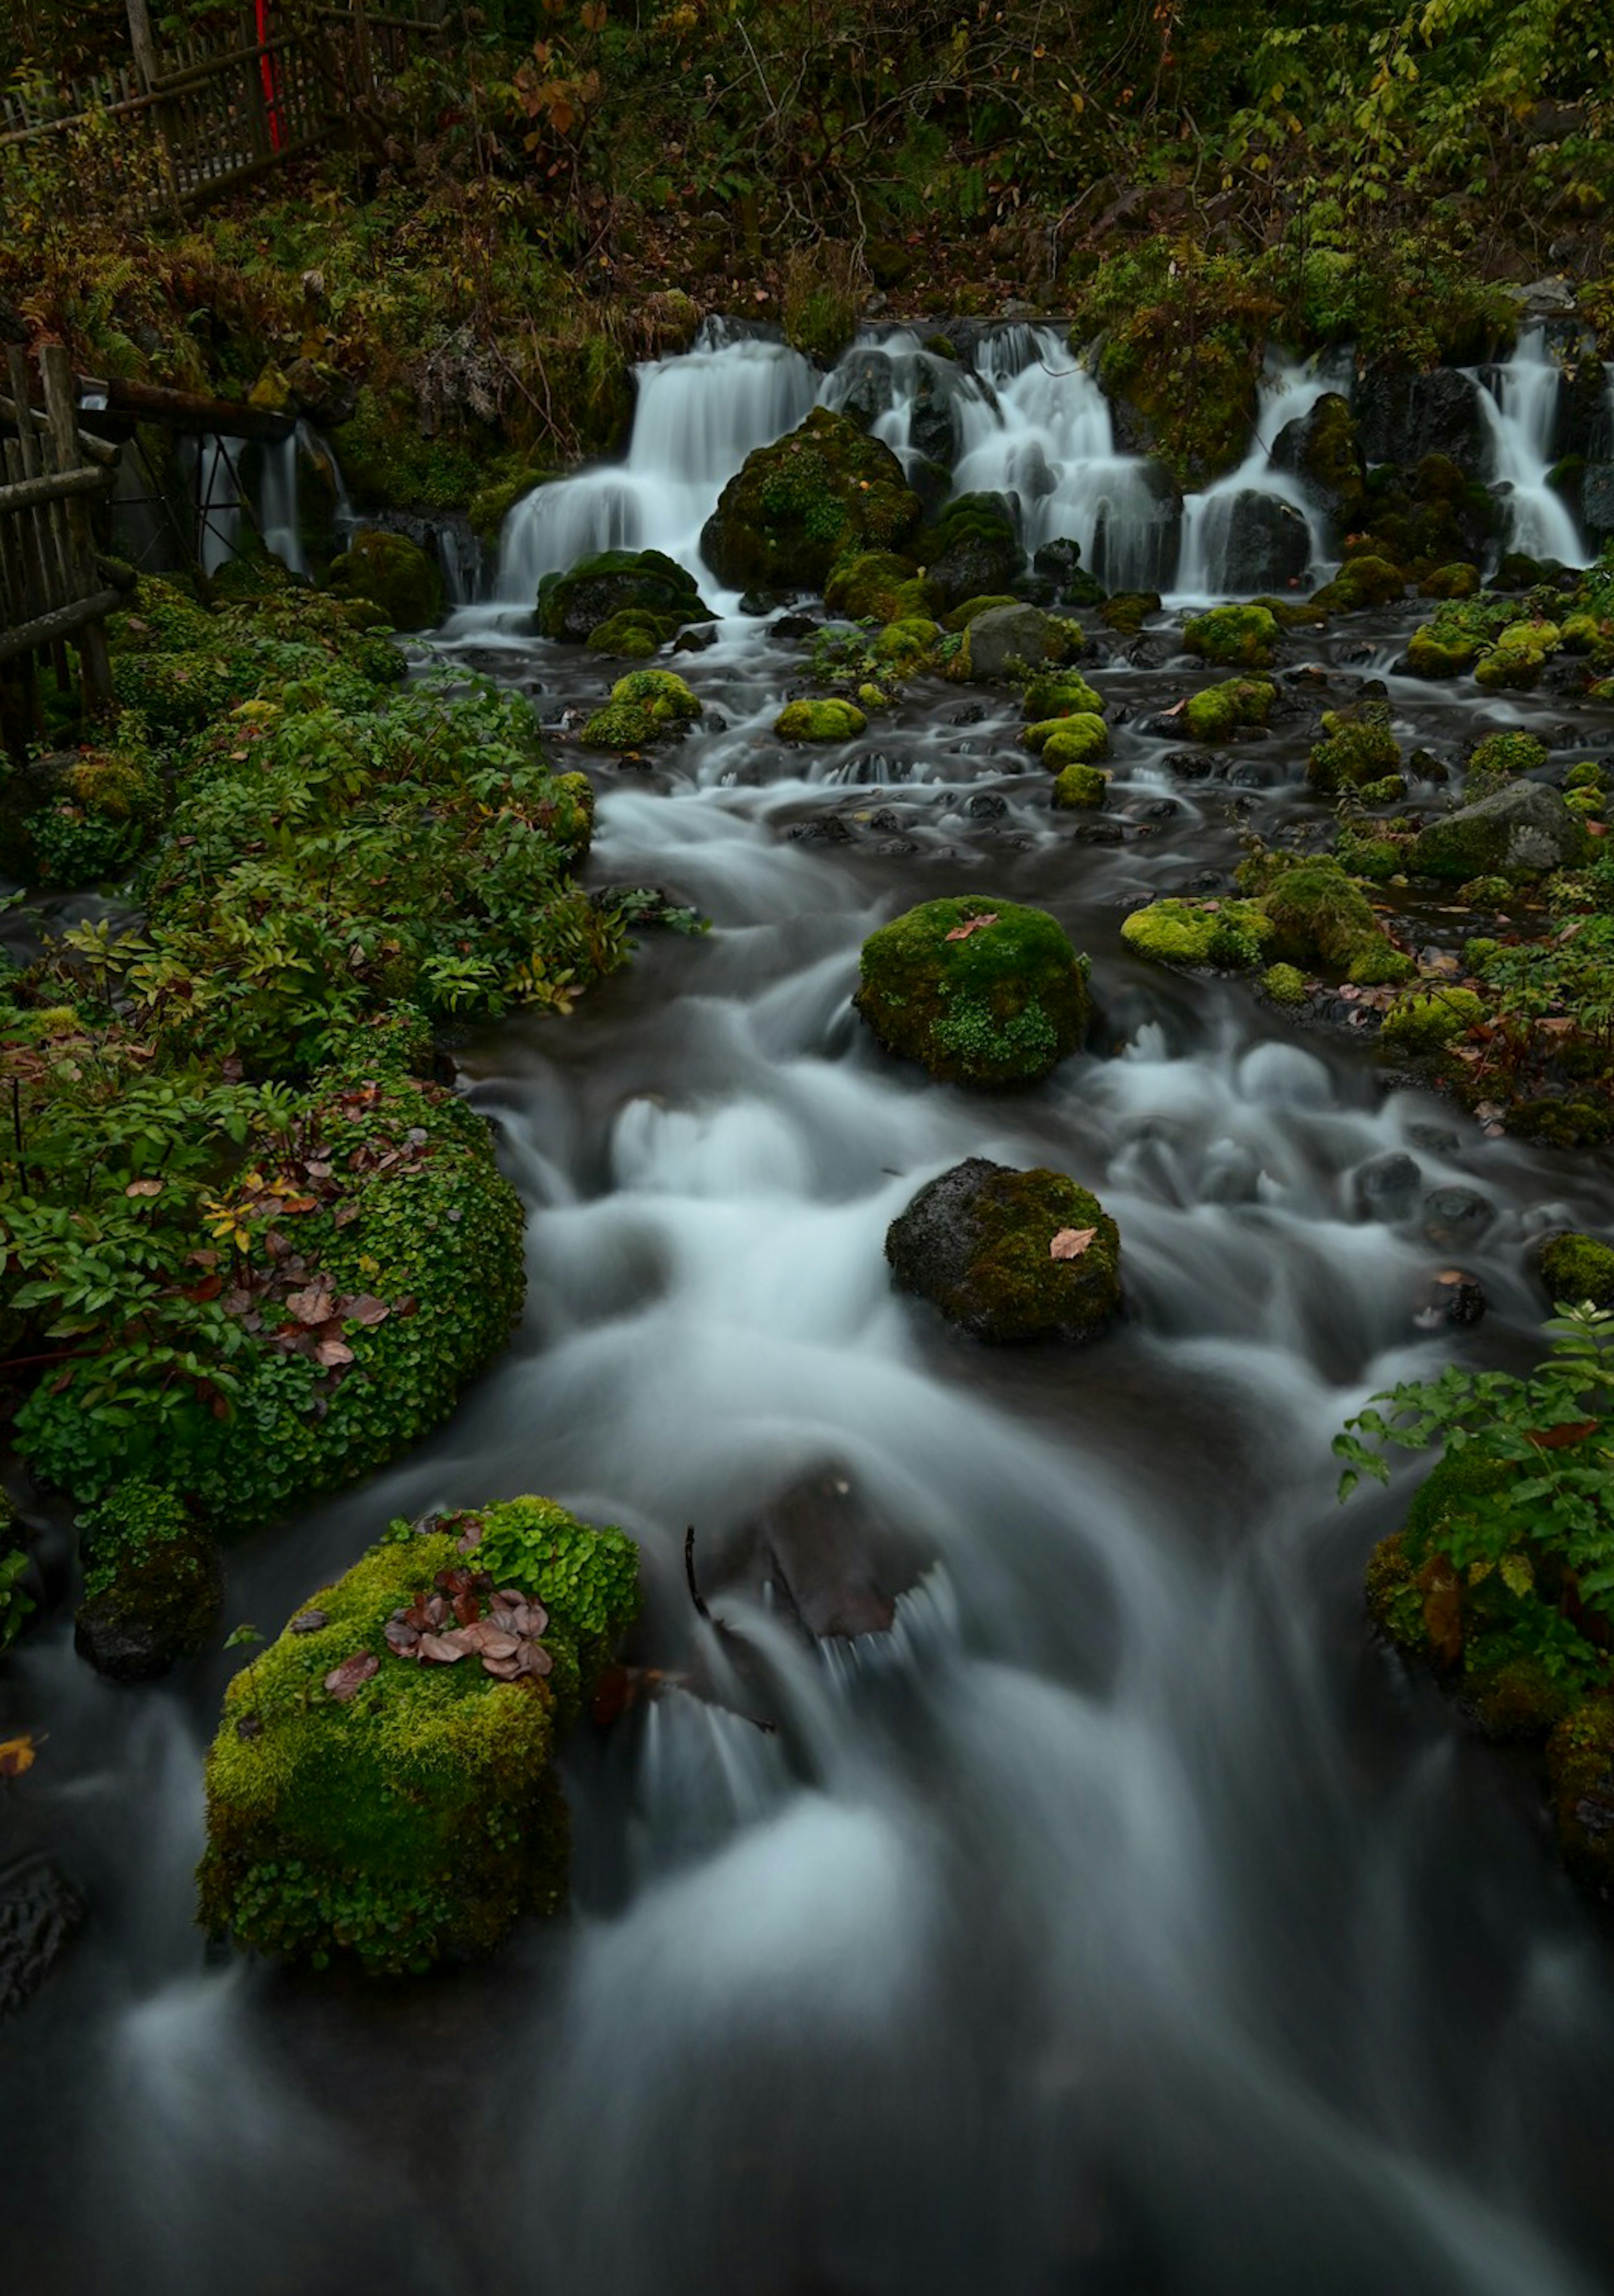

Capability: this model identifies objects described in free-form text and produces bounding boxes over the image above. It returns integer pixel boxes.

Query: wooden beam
[0,465,115,515]
[0,589,124,667]
[97,375,296,442]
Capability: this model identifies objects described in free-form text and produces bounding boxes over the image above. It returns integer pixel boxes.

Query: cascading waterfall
[191,434,243,577]
[1472,325,1585,566]
[1174,350,1350,603]
[256,430,305,579]
[492,321,819,606]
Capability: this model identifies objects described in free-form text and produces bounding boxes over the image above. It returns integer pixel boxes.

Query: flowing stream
[5,335,1614,2296]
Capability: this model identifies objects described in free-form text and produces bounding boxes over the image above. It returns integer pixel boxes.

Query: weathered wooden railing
[0,3,453,216]
[0,348,122,750]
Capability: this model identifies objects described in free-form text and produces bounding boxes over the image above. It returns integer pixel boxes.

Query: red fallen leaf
[285,1286,335,1325]
[324,1651,378,1701]
[316,1338,354,1368]
[185,1273,224,1303]
[456,1519,484,1553]
[1050,1226,1098,1260]
[1588,821,1606,837]
[333,1203,361,1227]
[124,1178,164,1198]
[419,1630,469,1663]
[1528,1421,1599,1451]
[264,1229,292,1260]
[343,1293,389,1327]
[384,1618,421,1655]
[945,912,999,942]
[277,1194,319,1215]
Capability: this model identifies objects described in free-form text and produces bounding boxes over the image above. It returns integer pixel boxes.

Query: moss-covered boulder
[581,668,702,750]
[1052,763,1110,809]
[328,528,444,632]
[1474,618,1560,692]
[1548,1698,1614,1888]
[917,493,1025,608]
[1271,391,1366,530]
[855,897,1089,1087]
[886,1159,1120,1343]
[954,605,1080,684]
[701,408,921,593]
[1025,713,1110,767]
[1022,670,1104,721]
[1250,857,1413,983]
[538,548,714,645]
[1406,622,1485,678]
[1310,554,1406,613]
[1182,678,1274,742]
[1121,897,1273,969]
[1308,709,1403,795]
[1184,605,1280,669]
[1380,986,1486,1051]
[775,697,868,742]
[1539,1231,1614,1308]
[1420,562,1482,600]
[823,552,939,624]
[1411,783,1588,882]
[197,1501,639,1974]
[74,1479,221,1684]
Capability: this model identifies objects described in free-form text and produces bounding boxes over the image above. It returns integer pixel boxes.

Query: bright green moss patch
[856,897,1089,1087]
[1539,1232,1614,1308]
[1052,763,1110,809]
[823,551,937,623]
[73,1477,221,1683]
[197,1508,639,1974]
[328,527,444,631]
[1021,671,1104,721]
[582,667,702,749]
[776,697,868,741]
[1308,708,1403,794]
[1183,605,1280,669]
[537,549,714,644]
[1262,962,1309,1004]
[1121,897,1273,969]
[1381,985,1486,1050]
[1026,712,1109,767]
[701,407,921,592]
[1182,678,1275,742]
[1240,853,1414,982]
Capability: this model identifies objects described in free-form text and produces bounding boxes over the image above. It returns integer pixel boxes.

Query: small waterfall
[257,431,304,577]
[951,324,1180,593]
[1473,326,1585,565]
[192,434,243,577]
[495,322,819,603]
[1174,351,1348,603]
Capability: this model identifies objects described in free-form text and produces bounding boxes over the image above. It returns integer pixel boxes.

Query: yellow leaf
[0,1734,37,1779]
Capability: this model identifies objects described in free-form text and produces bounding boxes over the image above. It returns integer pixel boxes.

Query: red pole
[256,0,285,149]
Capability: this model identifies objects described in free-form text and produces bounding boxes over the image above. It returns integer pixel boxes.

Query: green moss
[855,897,1089,1087]
[337,384,490,515]
[944,593,1021,633]
[1539,1231,1614,1308]
[1262,961,1309,1004]
[1420,562,1482,599]
[581,668,702,750]
[537,548,713,643]
[886,1161,1121,1343]
[1051,763,1110,809]
[1406,627,1483,678]
[1475,619,1560,692]
[701,407,921,593]
[72,1477,220,1680]
[1182,677,1275,742]
[775,697,868,741]
[1183,605,1279,669]
[197,1508,639,1974]
[1021,671,1104,720]
[1311,554,1406,611]
[468,469,554,548]
[1308,709,1403,794]
[1566,761,1605,792]
[871,617,941,671]
[328,527,445,632]
[1246,855,1410,980]
[1120,897,1273,969]
[1099,591,1162,635]
[823,552,937,623]
[1548,1698,1614,1887]
[1025,712,1109,766]
[1380,985,1486,1050]
[585,609,678,657]
[1468,730,1548,790]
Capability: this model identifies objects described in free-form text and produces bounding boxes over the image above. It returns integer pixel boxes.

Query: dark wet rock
[949,703,990,726]
[1218,492,1311,592]
[673,624,718,653]
[910,360,968,467]
[1583,462,1614,545]
[1140,798,1180,819]
[1034,537,1082,585]
[1421,1186,1495,1249]
[1414,1269,1487,1327]
[834,349,895,431]
[868,807,907,832]
[1071,819,1128,844]
[787,815,858,844]
[887,1157,1121,1343]
[1408,1124,1462,1155]
[704,408,922,592]
[723,1466,925,1640]
[772,613,818,641]
[1271,392,1366,532]
[1166,750,1215,779]
[1356,1152,1421,1221]
[875,838,921,855]
[959,603,1074,681]
[967,791,1009,819]
[0,1858,84,2016]
[1355,367,1487,469]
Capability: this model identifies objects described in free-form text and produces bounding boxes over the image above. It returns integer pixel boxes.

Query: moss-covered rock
[954,605,1079,684]
[917,493,1025,608]
[581,668,702,750]
[1100,591,1163,635]
[1120,897,1273,969]
[1380,985,1486,1051]
[885,1158,1121,1343]
[1466,730,1548,795]
[197,1503,639,1974]
[1548,1698,1614,1888]
[823,552,938,624]
[1419,562,1482,600]
[871,617,941,672]
[1308,708,1403,794]
[73,1479,221,1684]
[1411,782,1588,882]
[1406,624,1485,679]
[1183,605,1280,669]
[585,609,676,658]
[1539,1231,1614,1308]
[538,549,714,645]
[1182,677,1275,742]
[1244,856,1413,982]
[701,408,921,593]
[328,528,444,632]
[1051,763,1110,809]
[855,897,1089,1087]
[1021,670,1104,720]
[1272,391,1366,529]
[1025,712,1110,766]
[1474,618,1561,692]
[1309,554,1406,612]
[775,697,868,742]
[1262,961,1309,1004]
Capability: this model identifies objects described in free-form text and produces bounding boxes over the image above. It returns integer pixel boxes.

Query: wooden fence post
[40,347,116,716]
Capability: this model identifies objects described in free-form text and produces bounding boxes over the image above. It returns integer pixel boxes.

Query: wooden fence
[0,348,122,749]
[0,3,452,216]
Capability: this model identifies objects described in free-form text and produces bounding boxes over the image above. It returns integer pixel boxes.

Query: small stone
[1420,1186,1495,1249]
[1414,1269,1487,1327]
[1356,1152,1421,1221]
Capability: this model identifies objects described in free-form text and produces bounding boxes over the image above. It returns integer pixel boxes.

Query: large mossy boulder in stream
[855,898,1089,1087]
[887,1158,1121,1343]
[1410,782,1589,882]
[74,1479,221,1684]
[701,407,921,592]
[198,1501,640,1975]
[952,604,1082,684]
[538,549,714,646]
[328,527,444,631]
[581,668,702,750]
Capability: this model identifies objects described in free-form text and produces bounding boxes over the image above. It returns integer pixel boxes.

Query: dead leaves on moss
[1049,1225,1098,1260]
[381,1564,553,1683]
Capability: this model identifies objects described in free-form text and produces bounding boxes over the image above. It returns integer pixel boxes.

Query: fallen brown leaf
[323,1651,378,1701]
[1050,1226,1098,1260]
[945,912,999,942]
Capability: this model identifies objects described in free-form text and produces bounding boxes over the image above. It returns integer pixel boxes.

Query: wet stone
[1408,1124,1462,1155]
[949,703,989,727]
[1421,1186,1495,1248]
[0,1858,84,2017]
[1414,1269,1487,1327]
[1356,1152,1422,1220]
[966,791,1008,819]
